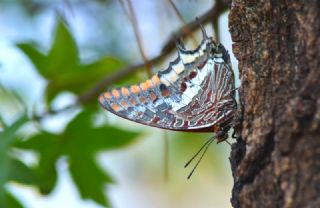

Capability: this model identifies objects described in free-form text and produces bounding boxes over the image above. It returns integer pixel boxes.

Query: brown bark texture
[228,0,320,207]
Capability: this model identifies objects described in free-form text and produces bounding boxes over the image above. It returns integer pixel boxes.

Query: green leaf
[69,153,112,206]
[0,191,23,208]
[15,108,139,206]
[15,132,60,194]
[64,108,139,153]
[17,17,139,103]
[0,115,27,151]
[8,158,37,186]
[0,115,27,208]
[46,56,123,101]
[62,109,139,206]
[47,20,79,77]
[16,19,81,102]
[16,43,48,77]
[17,21,84,81]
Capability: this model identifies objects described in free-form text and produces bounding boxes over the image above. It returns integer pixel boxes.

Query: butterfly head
[208,41,230,64]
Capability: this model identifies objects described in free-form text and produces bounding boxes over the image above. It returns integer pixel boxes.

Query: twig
[118,0,130,19]
[166,0,198,46]
[32,104,77,120]
[61,0,75,18]
[119,0,152,76]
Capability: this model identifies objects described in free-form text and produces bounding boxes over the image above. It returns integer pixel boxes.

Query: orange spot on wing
[146,80,154,88]
[112,89,120,98]
[151,75,160,85]
[149,92,157,101]
[140,96,146,103]
[111,103,121,111]
[103,92,112,99]
[99,95,105,103]
[121,87,129,96]
[161,89,170,97]
[130,98,137,105]
[131,85,140,93]
[140,82,147,91]
[120,100,127,107]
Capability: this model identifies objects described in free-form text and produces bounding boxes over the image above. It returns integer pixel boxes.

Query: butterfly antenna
[196,17,208,40]
[184,137,214,168]
[186,138,215,179]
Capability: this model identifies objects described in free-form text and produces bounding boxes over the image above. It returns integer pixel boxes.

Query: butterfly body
[99,29,237,142]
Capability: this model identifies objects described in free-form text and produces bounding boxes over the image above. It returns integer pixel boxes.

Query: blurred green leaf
[8,158,37,185]
[2,191,23,208]
[69,154,112,206]
[16,108,139,206]
[17,18,131,103]
[47,20,79,77]
[46,56,123,101]
[0,83,27,116]
[0,115,27,151]
[16,132,60,194]
[64,108,139,206]
[64,108,139,153]
[0,115,28,208]
[17,20,78,80]
[16,43,47,77]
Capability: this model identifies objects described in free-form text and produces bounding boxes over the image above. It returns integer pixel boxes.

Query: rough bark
[228,1,320,207]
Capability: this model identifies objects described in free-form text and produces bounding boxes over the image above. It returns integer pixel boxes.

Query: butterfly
[98,24,237,178]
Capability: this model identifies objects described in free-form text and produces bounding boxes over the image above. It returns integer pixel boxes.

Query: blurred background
[0,0,238,208]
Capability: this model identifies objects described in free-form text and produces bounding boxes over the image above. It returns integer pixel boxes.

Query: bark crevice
[230,131,275,208]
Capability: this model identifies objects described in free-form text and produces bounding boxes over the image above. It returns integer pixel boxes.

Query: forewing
[99,39,236,132]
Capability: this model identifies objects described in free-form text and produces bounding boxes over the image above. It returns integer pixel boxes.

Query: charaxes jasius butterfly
[99,25,237,178]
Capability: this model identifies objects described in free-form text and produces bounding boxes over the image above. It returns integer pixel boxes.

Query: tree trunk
[228,1,320,207]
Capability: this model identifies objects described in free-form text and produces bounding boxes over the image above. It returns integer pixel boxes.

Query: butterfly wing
[99,38,236,132]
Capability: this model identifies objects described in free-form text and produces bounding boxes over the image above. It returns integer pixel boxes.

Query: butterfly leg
[215,127,229,144]
[232,129,237,138]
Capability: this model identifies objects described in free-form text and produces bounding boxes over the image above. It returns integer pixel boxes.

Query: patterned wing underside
[99,38,236,132]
